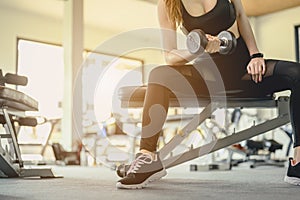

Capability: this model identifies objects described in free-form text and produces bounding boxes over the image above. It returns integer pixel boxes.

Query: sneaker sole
[284,175,300,186]
[116,169,167,189]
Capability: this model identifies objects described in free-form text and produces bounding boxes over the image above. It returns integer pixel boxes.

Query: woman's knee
[148,65,183,86]
[275,61,300,82]
[148,65,171,81]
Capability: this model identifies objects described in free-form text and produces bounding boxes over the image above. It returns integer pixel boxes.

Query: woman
[116,0,300,189]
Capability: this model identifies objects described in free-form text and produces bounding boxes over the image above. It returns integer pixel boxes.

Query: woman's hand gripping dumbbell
[186,29,237,55]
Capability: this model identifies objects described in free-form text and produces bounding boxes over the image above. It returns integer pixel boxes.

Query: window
[17,39,64,151]
[17,39,144,145]
[82,51,144,128]
[17,39,64,119]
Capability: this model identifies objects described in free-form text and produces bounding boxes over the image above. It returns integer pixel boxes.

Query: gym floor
[0,162,299,200]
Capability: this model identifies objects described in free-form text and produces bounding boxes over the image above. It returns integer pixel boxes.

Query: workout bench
[118,85,290,169]
[0,70,59,178]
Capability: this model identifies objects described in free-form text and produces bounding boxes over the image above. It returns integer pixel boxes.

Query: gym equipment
[0,115,38,127]
[0,72,28,86]
[186,29,237,55]
[0,69,61,178]
[246,139,285,168]
[117,85,290,174]
[52,143,80,165]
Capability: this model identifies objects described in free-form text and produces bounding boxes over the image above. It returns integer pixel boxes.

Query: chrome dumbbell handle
[187,29,237,55]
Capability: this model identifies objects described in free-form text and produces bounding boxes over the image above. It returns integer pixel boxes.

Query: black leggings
[140,60,300,152]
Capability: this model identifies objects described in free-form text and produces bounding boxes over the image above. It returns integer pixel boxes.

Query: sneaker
[284,158,300,186]
[116,152,167,189]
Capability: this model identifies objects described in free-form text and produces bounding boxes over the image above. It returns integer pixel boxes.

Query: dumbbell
[186,29,237,55]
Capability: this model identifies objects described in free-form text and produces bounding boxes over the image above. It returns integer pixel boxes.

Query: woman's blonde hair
[164,0,182,26]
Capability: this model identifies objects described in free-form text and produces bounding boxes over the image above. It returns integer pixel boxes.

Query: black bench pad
[119,86,276,108]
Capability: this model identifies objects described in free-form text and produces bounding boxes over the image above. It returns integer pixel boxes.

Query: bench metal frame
[120,91,290,169]
[0,105,61,178]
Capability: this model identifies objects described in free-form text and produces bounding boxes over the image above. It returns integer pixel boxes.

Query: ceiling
[143,0,300,16]
[242,0,300,16]
[135,0,300,16]
[0,0,300,33]
[0,0,159,32]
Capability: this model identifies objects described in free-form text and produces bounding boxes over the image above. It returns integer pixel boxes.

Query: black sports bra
[181,0,236,35]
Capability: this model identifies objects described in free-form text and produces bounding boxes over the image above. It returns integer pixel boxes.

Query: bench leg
[1,107,23,167]
[163,113,290,168]
[0,107,62,178]
[160,97,291,169]
[159,102,216,159]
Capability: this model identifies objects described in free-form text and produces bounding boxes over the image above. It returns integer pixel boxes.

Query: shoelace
[127,153,153,174]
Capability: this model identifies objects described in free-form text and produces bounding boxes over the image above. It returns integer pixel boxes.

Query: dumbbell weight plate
[217,31,237,55]
[186,29,207,54]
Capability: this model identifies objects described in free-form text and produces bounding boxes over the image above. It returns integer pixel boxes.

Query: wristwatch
[250,53,264,59]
